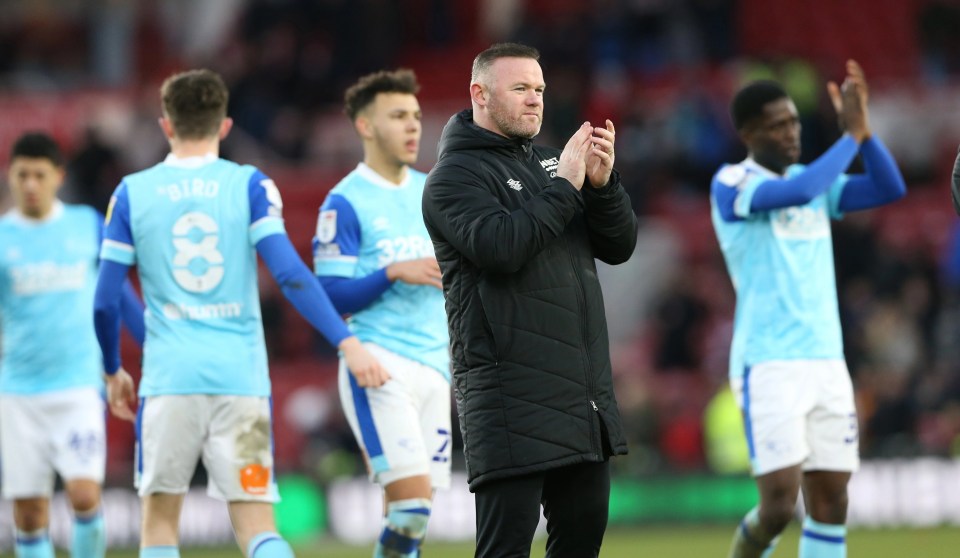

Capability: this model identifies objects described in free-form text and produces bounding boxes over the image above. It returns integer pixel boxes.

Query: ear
[158,117,175,140]
[218,117,233,140]
[470,82,487,108]
[52,165,66,193]
[355,116,374,141]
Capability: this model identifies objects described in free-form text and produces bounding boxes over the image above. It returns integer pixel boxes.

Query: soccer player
[312,69,449,558]
[0,132,145,558]
[711,60,906,558]
[92,69,386,558]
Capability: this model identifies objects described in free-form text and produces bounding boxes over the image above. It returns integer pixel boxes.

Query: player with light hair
[0,132,144,558]
[93,69,384,558]
[312,68,449,558]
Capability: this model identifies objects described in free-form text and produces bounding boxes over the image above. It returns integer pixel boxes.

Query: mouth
[405,140,418,152]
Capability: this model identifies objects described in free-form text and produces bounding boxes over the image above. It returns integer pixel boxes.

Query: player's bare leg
[13,497,53,558]
[798,470,850,558]
[65,479,105,558]
[228,501,294,558]
[378,474,433,557]
[728,464,802,558]
[141,493,184,548]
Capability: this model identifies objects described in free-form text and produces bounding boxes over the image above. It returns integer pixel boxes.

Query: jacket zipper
[566,239,601,459]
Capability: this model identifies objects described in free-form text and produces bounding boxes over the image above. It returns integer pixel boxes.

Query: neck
[751,153,787,176]
[471,106,507,138]
[170,136,219,158]
[364,151,407,185]
[18,202,54,220]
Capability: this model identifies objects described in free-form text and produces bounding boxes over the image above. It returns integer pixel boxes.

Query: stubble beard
[488,100,540,140]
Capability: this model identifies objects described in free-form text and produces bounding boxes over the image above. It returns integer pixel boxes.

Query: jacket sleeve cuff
[583,169,623,199]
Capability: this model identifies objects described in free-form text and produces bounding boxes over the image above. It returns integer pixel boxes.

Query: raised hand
[555,122,594,191]
[826,59,871,142]
[585,120,616,188]
[105,368,137,422]
[340,336,391,388]
[387,256,442,289]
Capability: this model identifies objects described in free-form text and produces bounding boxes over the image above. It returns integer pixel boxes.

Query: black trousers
[473,460,611,558]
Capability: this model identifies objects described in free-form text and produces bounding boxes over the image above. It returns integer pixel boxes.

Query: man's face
[483,57,545,139]
[7,157,64,218]
[361,92,422,166]
[743,97,802,173]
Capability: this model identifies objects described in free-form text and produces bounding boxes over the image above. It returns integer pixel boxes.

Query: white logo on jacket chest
[507,179,523,191]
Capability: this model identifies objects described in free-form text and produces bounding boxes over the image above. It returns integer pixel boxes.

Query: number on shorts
[432,428,450,463]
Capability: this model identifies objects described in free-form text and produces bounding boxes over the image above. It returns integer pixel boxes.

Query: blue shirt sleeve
[94,259,132,374]
[318,271,392,314]
[711,165,766,223]
[313,193,361,277]
[248,168,286,245]
[97,208,145,346]
[256,233,352,347]
[747,134,860,214]
[836,136,907,213]
[100,183,136,265]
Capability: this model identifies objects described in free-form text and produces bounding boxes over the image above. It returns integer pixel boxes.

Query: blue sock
[247,532,294,558]
[799,516,847,558]
[72,509,106,558]
[375,498,432,558]
[139,545,180,558]
[15,529,55,558]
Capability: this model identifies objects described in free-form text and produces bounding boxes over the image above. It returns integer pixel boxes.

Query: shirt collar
[7,199,65,225]
[163,152,218,169]
[355,162,411,190]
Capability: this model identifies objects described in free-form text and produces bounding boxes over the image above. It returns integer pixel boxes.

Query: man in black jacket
[422,42,638,557]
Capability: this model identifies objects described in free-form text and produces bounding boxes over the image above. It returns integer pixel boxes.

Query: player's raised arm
[829,60,906,212]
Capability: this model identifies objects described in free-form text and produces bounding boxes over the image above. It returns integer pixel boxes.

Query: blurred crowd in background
[3,0,960,485]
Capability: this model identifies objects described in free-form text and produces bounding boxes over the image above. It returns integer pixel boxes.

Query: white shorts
[0,387,106,499]
[732,359,860,476]
[338,343,452,489]
[136,395,279,502]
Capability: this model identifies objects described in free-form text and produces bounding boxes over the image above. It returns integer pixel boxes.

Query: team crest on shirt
[317,210,337,243]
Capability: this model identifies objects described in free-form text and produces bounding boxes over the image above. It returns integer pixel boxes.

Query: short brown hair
[471,43,540,83]
[160,69,229,139]
[343,69,420,121]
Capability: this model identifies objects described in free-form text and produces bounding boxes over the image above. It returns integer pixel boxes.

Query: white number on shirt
[171,212,225,292]
[375,236,432,267]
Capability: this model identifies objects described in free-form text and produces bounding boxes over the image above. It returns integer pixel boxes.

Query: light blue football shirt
[100,154,285,397]
[710,159,850,379]
[0,202,103,394]
[313,163,449,380]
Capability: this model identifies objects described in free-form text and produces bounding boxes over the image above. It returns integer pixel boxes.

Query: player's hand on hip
[585,120,616,188]
[340,336,391,388]
[105,368,137,422]
[556,122,593,190]
[386,257,443,289]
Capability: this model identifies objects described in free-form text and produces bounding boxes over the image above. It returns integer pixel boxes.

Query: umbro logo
[507,179,523,191]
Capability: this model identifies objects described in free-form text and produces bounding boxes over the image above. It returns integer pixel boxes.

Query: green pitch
[98,525,960,557]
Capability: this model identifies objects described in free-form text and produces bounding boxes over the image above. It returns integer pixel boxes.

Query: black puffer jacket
[422,110,638,490]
